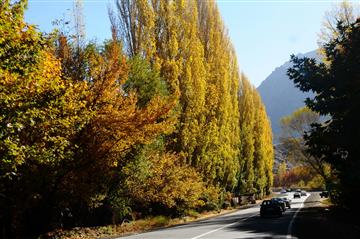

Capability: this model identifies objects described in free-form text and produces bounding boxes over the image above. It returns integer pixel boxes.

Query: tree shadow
[223,209,298,238]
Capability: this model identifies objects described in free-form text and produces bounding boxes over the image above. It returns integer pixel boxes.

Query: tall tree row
[0,0,274,237]
[114,0,244,190]
[237,75,273,197]
[252,85,274,196]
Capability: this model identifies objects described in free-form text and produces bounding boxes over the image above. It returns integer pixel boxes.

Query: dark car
[260,200,283,217]
[293,192,301,198]
[271,198,286,212]
[320,191,329,198]
[281,197,291,208]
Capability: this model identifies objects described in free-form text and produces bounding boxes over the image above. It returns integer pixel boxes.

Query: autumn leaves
[0,0,274,237]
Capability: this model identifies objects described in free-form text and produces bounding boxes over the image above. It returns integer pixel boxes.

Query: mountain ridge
[257,50,321,141]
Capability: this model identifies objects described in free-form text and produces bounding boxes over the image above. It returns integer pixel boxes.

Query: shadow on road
[293,206,360,239]
[219,193,359,239]
[141,194,360,239]
[221,205,360,239]
[223,209,297,238]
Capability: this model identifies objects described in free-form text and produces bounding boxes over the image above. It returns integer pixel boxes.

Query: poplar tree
[113,0,272,195]
[253,91,268,197]
[195,0,240,189]
[237,76,256,193]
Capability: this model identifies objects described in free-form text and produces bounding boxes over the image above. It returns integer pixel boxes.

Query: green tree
[125,55,168,107]
[287,18,360,212]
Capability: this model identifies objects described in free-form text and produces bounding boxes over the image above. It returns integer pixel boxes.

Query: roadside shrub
[185,209,200,218]
[150,215,169,227]
[202,202,220,212]
[222,201,231,209]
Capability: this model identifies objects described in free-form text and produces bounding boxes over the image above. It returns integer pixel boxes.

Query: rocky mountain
[257,50,321,142]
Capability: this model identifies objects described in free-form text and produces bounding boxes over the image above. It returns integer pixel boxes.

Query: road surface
[119,192,315,239]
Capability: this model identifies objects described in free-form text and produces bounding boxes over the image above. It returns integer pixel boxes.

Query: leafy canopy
[287,18,360,210]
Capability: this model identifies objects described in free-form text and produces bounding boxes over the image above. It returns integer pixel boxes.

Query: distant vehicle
[271,198,286,212]
[280,189,287,194]
[320,191,329,198]
[295,189,301,193]
[294,192,301,198]
[281,197,291,208]
[286,188,292,192]
[260,200,283,217]
[301,191,307,196]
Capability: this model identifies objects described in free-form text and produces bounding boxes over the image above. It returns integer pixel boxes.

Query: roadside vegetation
[0,0,274,238]
[286,1,360,215]
[274,107,331,190]
[40,208,242,239]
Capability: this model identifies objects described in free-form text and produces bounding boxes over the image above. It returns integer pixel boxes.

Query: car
[301,190,307,196]
[281,197,291,208]
[271,198,286,212]
[260,200,283,217]
[293,192,301,198]
[280,189,287,194]
[320,191,329,198]
[295,189,301,193]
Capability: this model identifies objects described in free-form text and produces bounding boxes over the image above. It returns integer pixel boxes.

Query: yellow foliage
[125,152,205,209]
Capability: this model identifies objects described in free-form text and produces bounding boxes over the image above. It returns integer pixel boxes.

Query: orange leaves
[87,94,175,163]
[77,38,175,169]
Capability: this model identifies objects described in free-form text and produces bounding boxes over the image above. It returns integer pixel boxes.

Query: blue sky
[25,0,343,87]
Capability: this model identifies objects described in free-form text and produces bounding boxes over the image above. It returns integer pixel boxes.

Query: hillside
[257,50,321,141]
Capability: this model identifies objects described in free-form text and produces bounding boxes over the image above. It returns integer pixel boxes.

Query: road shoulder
[292,193,360,238]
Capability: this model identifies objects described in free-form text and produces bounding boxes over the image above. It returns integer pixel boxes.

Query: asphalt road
[119,192,315,239]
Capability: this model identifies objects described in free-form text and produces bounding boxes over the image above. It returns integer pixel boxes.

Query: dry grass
[41,208,239,239]
[320,198,333,206]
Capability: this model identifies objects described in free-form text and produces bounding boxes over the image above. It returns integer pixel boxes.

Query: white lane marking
[189,221,238,239]
[189,214,257,239]
[286,195,309,239]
